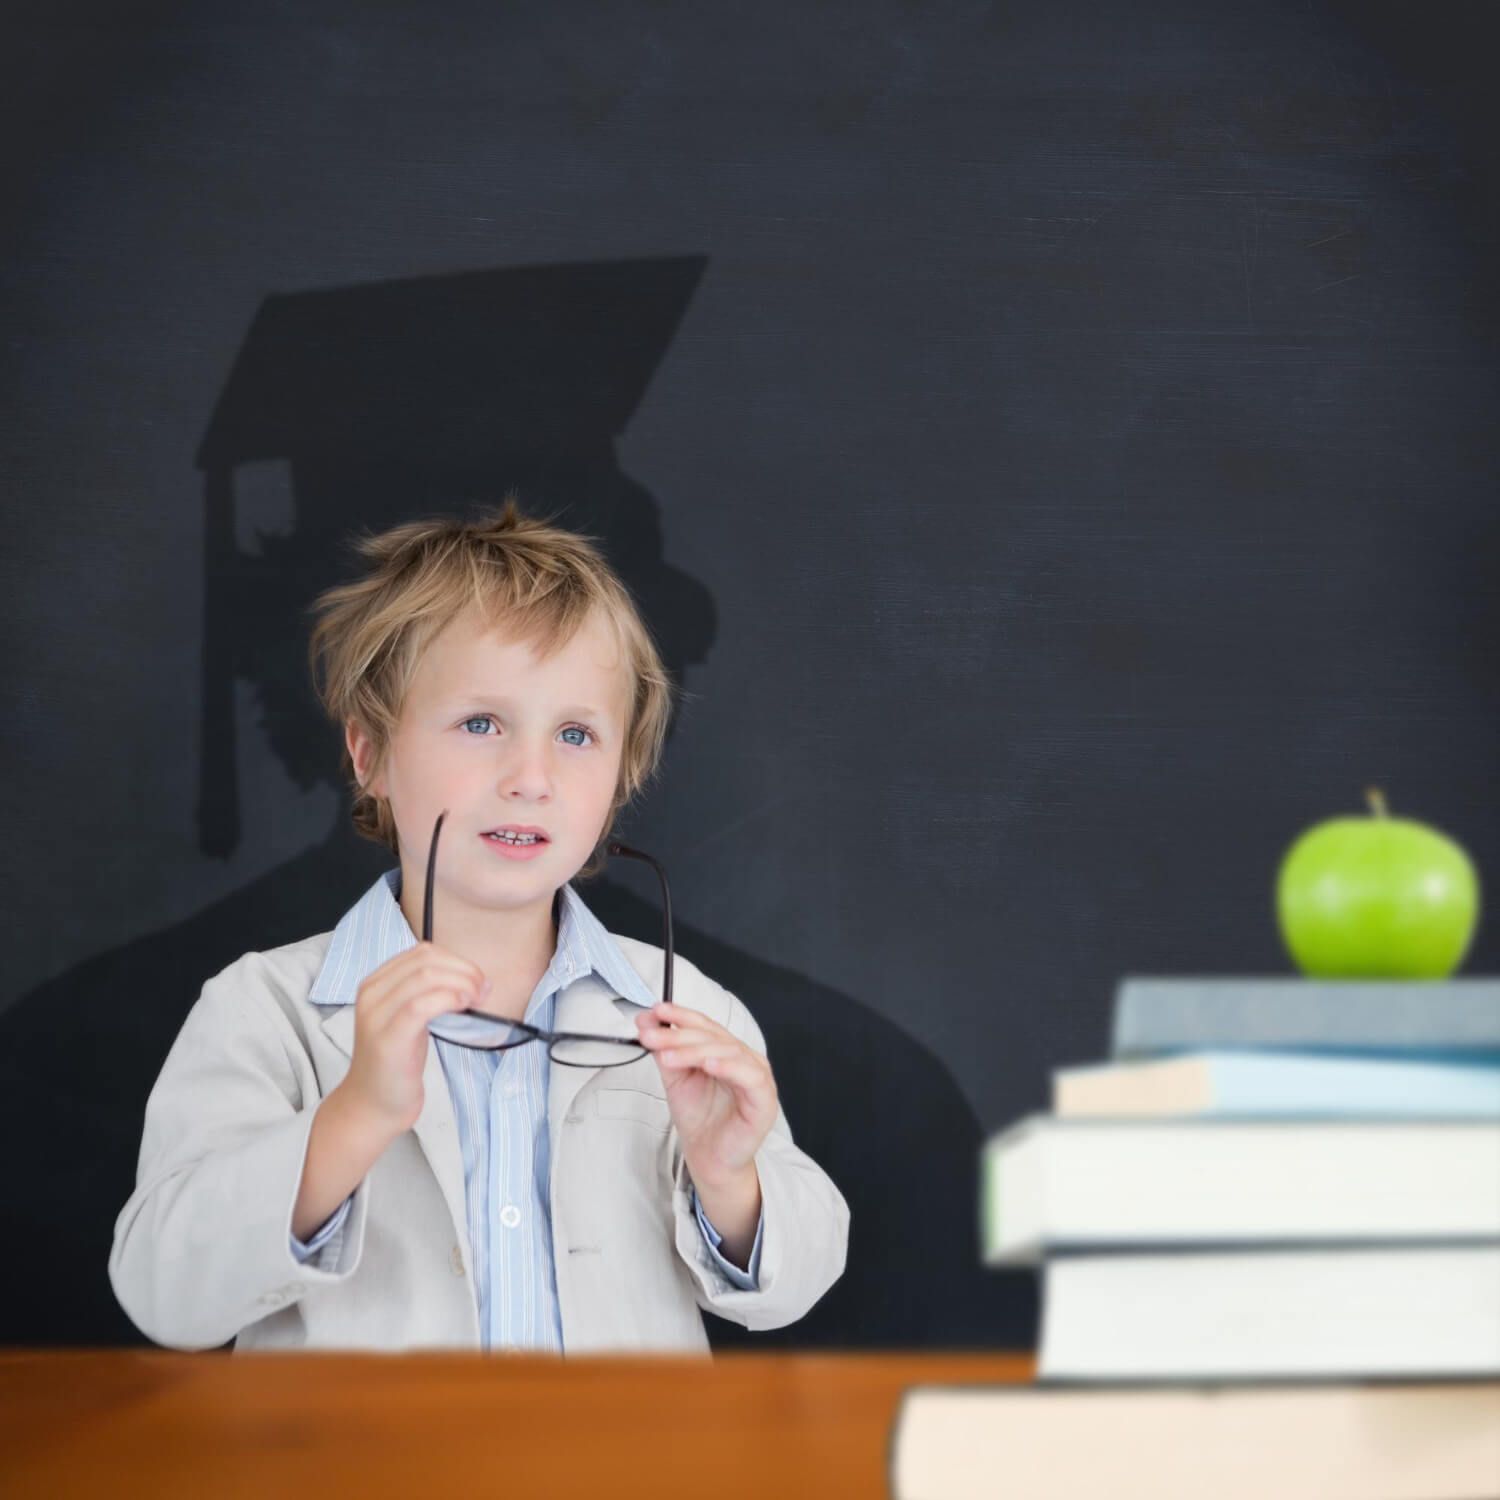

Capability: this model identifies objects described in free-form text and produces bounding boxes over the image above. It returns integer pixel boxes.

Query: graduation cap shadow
[0,256,1034,1352]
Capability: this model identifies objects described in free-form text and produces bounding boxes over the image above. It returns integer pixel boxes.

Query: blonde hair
[306,494,678,881]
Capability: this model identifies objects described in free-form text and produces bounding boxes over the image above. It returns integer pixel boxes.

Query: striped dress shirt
[291,867,762,1351]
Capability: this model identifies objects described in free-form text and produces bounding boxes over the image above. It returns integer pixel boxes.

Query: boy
[108,497,849,1353]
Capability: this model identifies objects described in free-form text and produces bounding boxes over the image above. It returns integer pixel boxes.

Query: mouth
[482,827,549,844]
[480,827,551,860]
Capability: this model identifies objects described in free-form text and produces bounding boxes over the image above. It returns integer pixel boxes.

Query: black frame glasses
[419,809,674,1066]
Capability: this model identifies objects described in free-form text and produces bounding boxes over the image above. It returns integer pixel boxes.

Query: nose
[498,735,554,803]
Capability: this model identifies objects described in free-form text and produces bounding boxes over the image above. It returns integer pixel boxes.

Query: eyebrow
[451,693,614,723]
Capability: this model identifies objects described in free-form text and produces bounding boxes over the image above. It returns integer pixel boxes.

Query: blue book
[1054,1049,1500,1118]
[1112,977,1500,1058]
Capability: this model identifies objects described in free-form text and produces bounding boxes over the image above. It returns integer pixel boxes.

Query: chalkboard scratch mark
[1059,195,1127,257]
[1312,274,1359,294]
[679,791,805,860]
[1305,227,1353,249]
[1239,197,1261,335]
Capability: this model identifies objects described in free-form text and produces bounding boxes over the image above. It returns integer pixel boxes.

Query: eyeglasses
[419,809,673,1067]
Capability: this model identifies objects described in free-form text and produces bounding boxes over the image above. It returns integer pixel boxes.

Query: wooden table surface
[0,1347,1035,1497]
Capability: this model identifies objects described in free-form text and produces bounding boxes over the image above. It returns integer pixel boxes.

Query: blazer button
[450,1244,466,1277]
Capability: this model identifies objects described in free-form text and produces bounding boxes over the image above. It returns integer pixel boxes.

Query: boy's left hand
[633,1002,778,1187]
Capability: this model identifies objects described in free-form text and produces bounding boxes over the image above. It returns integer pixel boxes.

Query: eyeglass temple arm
[422,810,447,943]
[604,840,674,1008]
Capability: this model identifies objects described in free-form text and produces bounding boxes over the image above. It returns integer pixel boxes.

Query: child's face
[349,603,630,901]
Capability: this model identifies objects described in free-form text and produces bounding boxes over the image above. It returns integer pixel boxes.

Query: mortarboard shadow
[0,257,1035,1351]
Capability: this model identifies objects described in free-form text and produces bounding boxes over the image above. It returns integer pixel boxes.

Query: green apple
[1276,787,1481,978]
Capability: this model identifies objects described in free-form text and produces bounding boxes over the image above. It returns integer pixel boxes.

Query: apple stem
[1366,785,1388,818]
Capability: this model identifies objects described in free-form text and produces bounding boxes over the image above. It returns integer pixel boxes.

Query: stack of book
[980,977,1500,1380]
[889,979,1500,1498]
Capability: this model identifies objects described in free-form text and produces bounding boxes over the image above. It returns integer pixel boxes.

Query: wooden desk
[0,1348,1034,1497]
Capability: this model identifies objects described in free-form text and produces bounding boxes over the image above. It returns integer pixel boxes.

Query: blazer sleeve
[668,980,850,1331]
[108,956,371,1350]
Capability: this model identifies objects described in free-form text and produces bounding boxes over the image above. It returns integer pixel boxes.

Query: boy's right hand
[337,941,488,1137]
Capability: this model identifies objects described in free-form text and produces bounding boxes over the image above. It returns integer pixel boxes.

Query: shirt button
[450,1244,465,1276]
[500,1204,521,1229]
[502,1078,521,1099]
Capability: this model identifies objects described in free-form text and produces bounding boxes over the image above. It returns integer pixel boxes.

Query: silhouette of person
[0,256,1035,1351]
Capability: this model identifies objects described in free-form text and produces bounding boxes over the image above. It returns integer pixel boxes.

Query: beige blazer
[108,930,850,1354]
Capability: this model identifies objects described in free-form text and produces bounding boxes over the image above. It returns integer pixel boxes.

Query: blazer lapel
[547,970,658,1138]
[317,1004,471,1257]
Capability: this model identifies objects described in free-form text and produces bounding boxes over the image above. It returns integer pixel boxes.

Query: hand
[339,940,487,1138]
[633,1001,778,1188]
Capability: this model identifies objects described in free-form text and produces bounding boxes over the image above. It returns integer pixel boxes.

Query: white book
[982,1116,1500,1264]
[1039,1246,1500,1380]
[890,1380,1500,1500]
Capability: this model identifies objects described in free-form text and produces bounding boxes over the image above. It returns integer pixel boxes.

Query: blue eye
[461,715,596,747]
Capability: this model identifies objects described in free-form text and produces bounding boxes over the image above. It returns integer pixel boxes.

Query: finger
[365,951,485,1023]
[684,1048,777,1103]
[654,1039,741,1068]
[654,1045,772,1096]
[375,972,484,1036]
[361,960,471,1032]
[363,944,485,1008]
[381,988,479,1050]
[637,1023,739,1056]
[638,1003,731,1042]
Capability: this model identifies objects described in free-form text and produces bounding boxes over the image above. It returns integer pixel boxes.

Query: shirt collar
[308,867,659,1020]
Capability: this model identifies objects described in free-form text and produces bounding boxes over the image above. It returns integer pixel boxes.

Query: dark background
[2,1,1496,1350]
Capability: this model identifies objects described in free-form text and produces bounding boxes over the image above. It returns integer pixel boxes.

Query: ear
[345,720,385,798]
